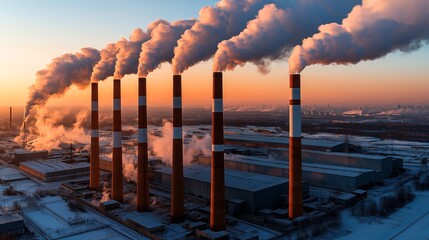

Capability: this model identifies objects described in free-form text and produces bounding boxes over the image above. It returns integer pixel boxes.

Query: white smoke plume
[172,0,278,74]
[114,28,151,79]
[100,182,111,202]
[123,151,137,182]
[289,0,429,73]
[138,19,196,77]
[91,21,165,82]
[149,120,211,165]
[25,48,100,118]
[91,43,119,82]
[17,108,90,151]
[213,1,360,73]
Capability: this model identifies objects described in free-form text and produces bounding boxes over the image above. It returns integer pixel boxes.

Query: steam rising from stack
[138,19,196,77]
[172,0,279,74]
[213,0,360,73]
[288,0,429,73]
[114,28,150,79]
[25,48,100,118]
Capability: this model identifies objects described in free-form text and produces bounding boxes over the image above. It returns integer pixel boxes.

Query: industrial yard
[1,109,429,239]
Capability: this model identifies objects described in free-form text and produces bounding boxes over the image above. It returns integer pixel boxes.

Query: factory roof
[156,164,288,192]
[14,149,48,155]
[0,166,27,182]
[270,148,390,161]
[0,214,23,225]
[20,160,89,174]
[231,155,374,177]
[225,134,344,149]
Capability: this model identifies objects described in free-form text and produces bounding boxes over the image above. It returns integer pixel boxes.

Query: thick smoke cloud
[289,0,429,73]
[91,43,119,82]
[213,1,360,73]
[138,19,196,77]
[17,108,90,151]
[114,28,150,79]
[172,0,280,74]
[25,48,100,117]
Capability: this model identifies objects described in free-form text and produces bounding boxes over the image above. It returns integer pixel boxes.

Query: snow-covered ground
[316,191,429,240]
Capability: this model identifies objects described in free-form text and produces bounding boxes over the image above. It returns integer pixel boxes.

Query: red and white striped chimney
[137,77,149,211]
[90,82,100,190]
[289,73,303,218]
[210,72,226,231]
[171,74,184,221]
[112,79,123,202]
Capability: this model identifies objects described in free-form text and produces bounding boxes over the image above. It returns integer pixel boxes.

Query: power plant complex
[0,69,415,239]
[1,0,428,239]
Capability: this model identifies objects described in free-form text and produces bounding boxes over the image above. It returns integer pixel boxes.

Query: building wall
[152,170,288,213]
[268,149,393,179]
[199,156,377,192]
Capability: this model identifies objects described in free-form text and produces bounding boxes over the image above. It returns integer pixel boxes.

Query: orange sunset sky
[0,0,428,110]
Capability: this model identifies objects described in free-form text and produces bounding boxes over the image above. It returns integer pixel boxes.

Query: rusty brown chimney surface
[210,72,226,231]
[90,82,100,190]
[137,77,149,211]
[171,74,184,221]
[9,107,12,130]
[112,79,123,202]
[289,73,303,218]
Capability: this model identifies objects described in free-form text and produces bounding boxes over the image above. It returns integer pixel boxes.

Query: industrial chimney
[90,82,100,190]
[137,77,149,211]
[112,79,123,202]
[9,107,12,130]
[171,74,185,221]
[210,72,226,231]
[289,73,303,218]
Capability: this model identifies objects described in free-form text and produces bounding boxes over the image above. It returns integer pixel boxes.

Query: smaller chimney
[112,79,123,202]
[210,72,226,231]
[137,77,149,211]
[9,107,12,130]
[90,82,100,190]
[289,73,303,219]
[171,74,184,222]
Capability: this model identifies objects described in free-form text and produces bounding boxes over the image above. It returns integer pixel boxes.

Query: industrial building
[20,160,89,181]
[152,164,309,213]
[13,149,48,163]
[224,134,361,152]
[268,148,401,179]
[199,155,377,192]
[0,214,25,238]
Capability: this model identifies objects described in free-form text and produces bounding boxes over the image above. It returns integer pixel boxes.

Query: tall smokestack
[9,107,12,130]
[90,83,100,190]
[112,79,123,202]
[171,74,184,221]
[289,73,303,218]
[137,77,149,211]
[210,72,226,231]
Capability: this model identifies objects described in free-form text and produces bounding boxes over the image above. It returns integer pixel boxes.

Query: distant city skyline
[0,0,428,109]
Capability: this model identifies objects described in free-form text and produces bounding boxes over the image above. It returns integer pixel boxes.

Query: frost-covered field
[315,191,429,240]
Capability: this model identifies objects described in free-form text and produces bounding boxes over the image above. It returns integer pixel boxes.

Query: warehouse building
[13,149,48,163]
[152,164,309,213]
[199,156,378,192]
[20,160,89,181]
[267,149,398,179]
[224,134,361,152]
[0,214,25,238]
